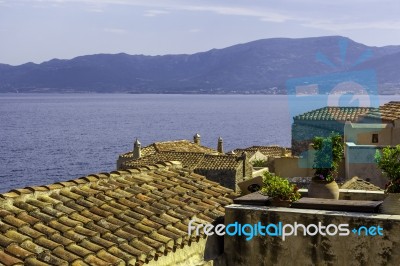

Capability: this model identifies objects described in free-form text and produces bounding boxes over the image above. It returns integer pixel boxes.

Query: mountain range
[1,36,399,94]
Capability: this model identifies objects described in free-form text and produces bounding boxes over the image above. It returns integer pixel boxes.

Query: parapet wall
[219,204,400,266]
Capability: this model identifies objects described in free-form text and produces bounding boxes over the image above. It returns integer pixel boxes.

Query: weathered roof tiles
[0,161,236,266]
[122,152,243,171]
[233,145,290,157]
[119,140,218,159]
[360,101,400,122]
[293,106,377,122]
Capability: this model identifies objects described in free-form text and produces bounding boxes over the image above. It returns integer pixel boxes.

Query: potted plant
[308,132,343,199]
[375,145,400,214]
[261,172,301,207]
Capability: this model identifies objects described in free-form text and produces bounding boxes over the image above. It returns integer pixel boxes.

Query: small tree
[312,132,343,182]
[375,145,400,193]
[261,172,301,201]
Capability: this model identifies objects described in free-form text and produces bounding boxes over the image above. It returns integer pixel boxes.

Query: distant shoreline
[0,92,398,95]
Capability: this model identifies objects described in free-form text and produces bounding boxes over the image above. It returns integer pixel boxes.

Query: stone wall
[195,160,253,193]
[274,156,313,178]
[273,156,346,183]
[218,204,400,266]
[298,189,385,201]
[116,156,131,170]
[194,169,237,191]
[345,143,387,188]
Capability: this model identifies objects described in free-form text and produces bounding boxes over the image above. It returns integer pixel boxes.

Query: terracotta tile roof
[360,101,400,122]
[0,162,235,266]
[293,107,376,122]
[119,140,218,159]
[152,140,217,154]
[233,145,290,157]
[195,155,241,170]
[119,145,156,159]
[122,152,242,171]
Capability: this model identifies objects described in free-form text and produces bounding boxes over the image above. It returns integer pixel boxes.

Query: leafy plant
[261,172,301,201]
[252,159,266,167]
[375,145,400,193]
[312,132,343,182]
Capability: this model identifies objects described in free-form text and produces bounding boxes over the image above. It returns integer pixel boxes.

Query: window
[372,134,379,143]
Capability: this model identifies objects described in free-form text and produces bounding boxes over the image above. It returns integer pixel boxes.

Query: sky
[1,0,400,65]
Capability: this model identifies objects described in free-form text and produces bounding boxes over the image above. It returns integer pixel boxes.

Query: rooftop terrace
[216,190,397,266]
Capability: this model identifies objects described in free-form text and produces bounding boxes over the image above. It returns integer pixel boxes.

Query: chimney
[281,147,286,157]
[217,137,224,153]
[194,133,201,145]
[133,138,141,159]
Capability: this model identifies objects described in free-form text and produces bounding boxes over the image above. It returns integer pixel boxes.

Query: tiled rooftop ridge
[122,152,243,171]
[119,140,218,159]
[293,106,377,122]
[233,145,290,157]
[0,161,236,266]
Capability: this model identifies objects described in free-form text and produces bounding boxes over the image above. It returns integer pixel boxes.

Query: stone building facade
[344,101,400,187]
[291,106,376,155]
[117,135,218,170]
[117,136,253,192]
[193,154,253,192]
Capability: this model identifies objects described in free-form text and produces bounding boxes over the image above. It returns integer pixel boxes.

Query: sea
[1,93,399,193]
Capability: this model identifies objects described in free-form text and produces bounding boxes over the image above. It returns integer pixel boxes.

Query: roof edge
[0,161,183,202]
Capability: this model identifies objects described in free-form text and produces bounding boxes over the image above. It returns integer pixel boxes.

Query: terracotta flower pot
[380,193,400,214]
[308,180,339,199]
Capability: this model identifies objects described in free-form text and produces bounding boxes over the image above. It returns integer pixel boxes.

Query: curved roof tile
[0,162,236,265]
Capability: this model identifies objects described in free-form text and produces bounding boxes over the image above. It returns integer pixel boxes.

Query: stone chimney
[281,147,287,157]
[133,138,141,159]
[217,137,224,153]
[194,133,201,145]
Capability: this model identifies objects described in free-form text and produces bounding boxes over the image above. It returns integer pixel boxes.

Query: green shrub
[375,145,400,193]
[312,132,343,182]
[252,159,266,167]
[261,172,301,201]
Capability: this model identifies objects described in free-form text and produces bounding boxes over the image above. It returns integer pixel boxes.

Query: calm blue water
[1,94,399,192]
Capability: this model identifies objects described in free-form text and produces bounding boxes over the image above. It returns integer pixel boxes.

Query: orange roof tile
[234,145,290,157]
[122,152,243,171]
[119,140,218,159]
[0,162,236,265]
[360,101,400,122]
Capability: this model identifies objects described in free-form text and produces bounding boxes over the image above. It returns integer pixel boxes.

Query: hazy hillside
[1,36,399,94]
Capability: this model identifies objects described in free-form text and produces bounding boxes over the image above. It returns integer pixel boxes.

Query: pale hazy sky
[1,0,400,65]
